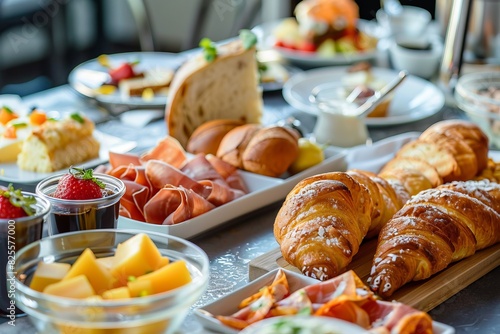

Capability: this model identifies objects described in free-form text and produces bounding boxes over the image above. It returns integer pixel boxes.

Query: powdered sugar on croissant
[368,180,500,298]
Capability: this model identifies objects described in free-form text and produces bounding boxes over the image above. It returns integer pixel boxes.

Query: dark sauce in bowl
[48,189,120,235]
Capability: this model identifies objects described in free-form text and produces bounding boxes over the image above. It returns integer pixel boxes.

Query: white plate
[68,52,184,108]
[0,131,136,184]
[252,19,381,67]
[194,269,455,334]
[282,66,445,127]
[117,146,347,239]
[260,64,303,92]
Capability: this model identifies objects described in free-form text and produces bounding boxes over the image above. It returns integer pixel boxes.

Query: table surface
[1,65,499,334]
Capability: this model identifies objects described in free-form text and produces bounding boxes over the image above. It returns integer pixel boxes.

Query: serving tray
[248,242,500,313]
[248,134,500,312]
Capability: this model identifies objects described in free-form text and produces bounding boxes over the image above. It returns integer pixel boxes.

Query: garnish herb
[0,184,36,216]
[70,113,85,124]
[200,38,217,62]
[239,29,257,50]
[69,167,106,189]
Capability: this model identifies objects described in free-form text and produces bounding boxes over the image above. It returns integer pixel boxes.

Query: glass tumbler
[36,173,125,235]
[0,191,50,317]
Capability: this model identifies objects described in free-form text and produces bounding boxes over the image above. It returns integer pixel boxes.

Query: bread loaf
[166,39,263,148]
[17,115,100,173]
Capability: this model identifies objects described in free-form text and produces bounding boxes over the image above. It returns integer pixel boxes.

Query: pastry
[274,172,373,280]
[274,120,493,283]
[166,37,263,148]
[17,114,100,173]
[368,180,500,298]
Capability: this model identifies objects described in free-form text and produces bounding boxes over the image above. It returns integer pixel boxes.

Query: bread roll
[166,39,263,148]
[187,119,245,155]
[216,123,263,168]
[242,126,300,177]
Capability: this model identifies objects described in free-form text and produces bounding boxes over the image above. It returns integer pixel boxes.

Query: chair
[126,0,266,52]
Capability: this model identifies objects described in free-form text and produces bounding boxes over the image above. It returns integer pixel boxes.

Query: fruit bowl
[13,229,210,334]
[455,71,500,148]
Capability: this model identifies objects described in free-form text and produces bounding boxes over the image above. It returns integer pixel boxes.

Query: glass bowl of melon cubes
[13,229,209,334]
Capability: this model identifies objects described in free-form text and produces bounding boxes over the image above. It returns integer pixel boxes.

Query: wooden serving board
[249,240,500,312]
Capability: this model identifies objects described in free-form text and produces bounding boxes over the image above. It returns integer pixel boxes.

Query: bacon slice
[143,186,215,225]
[140,136,187,168]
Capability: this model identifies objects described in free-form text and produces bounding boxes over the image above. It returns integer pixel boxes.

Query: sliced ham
[145,159,208,195]
[182,154,227,185]
[106,136,248,226]
[109,151,141,169]
[216,270,290,330]
[143,186,215,225]
[206,154,248,193]
[140,136,187,168]
[199,180,245,206]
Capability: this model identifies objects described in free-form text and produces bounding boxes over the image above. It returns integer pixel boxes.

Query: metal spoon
[309,70,408,118]
[352,70,407,118]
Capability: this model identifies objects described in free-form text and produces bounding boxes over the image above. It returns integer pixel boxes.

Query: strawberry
[109,63,136,84]
[0,184,36,219]
[53,167,105,200]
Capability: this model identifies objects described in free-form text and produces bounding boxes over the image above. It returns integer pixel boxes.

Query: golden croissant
[368,180,500,298]
[274,171,409,280]
[379,119,489,195]
[274,120,492,283]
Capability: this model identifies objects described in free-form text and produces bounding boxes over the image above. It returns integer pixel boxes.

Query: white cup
[376,6,431,38]
[313,102,369,148]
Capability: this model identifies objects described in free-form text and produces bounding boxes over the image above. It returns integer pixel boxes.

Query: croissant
[379,120,489,195]
[368,180,500,298]
[274,171,409,280]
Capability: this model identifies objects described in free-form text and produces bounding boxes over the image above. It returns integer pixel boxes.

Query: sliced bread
[166,39,263,148]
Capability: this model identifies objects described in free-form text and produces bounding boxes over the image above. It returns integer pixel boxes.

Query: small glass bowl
[35,173,125,235]
[455,71,500,148]
[13,229,210,334]
[0,190,51,316]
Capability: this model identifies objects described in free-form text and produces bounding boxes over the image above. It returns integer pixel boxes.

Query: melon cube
[137,260,191,294]
[30,262,71,292]
[44,275,96,299]
[96,256,115,271]
[111,233,162,281]
[63,248,113,294]
[156,256,170,269]
[102,286,131,300]
[128,279,154,297]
